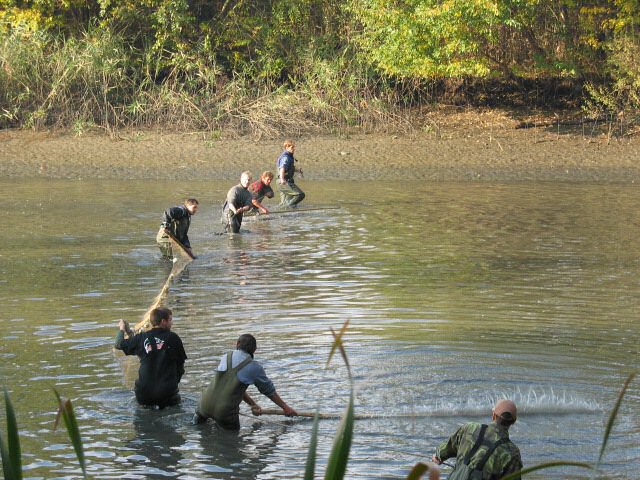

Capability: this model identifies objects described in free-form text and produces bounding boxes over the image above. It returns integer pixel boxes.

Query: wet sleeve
[226,188,239,209]
[114,330,125,349]
[181,233,191,249]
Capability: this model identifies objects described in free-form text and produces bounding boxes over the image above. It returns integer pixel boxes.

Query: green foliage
[583,35,640,128]
[303,408,320,479]
[324,390,354,479]
[2,0,640,130]
[499,461,593,480]
[350,0,500,78]
[597,371,636,466]
[0,389,22,480]
[304,320,355,479]
[1,389,86,479]
[53,389,87,478]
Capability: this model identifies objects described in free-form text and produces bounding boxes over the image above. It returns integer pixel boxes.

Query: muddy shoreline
[2,111,639,182]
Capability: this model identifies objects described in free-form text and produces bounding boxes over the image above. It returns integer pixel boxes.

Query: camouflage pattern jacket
[436,422,522,480]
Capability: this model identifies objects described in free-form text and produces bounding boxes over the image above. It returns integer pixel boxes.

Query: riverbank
[1,109,639,181]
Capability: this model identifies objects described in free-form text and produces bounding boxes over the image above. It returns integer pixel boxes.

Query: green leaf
[598,371,636,466]
[303,408,321,480]
[326,319,350,372]
[53,389,87,478]
[1,389,22,480]
[323,390,354,480]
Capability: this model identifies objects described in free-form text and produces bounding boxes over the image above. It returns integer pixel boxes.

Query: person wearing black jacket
[115,307,187,408]
[156,198,199,259]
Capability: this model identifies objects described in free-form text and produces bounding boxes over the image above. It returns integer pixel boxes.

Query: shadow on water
[86,390,290,479]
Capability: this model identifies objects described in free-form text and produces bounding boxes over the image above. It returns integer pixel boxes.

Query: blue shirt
[217,350,276,396]
[277,150,295,182]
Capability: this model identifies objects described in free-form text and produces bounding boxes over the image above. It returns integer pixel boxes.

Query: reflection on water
[0,179,639,479]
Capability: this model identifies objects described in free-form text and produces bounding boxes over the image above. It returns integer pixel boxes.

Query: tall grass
[304,320,357,479]
[0,28,418,136]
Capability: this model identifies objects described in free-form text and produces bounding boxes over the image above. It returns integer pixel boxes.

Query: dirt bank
[1,109,639,181]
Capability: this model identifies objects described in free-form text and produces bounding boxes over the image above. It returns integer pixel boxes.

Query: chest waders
[197,352,253,429]
[448,424,510,480]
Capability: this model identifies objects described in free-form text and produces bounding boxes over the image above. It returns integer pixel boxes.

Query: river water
[0,178,638,479]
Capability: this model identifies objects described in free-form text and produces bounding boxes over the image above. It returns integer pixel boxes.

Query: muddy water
[0,178,639,479]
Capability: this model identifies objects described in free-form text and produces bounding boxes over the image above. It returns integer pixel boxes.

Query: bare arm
[243,392,263,416]
[268,392,297,417]
[251,198,269,214]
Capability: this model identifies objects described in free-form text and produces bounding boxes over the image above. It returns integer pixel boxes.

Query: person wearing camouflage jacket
[432,399,523,480]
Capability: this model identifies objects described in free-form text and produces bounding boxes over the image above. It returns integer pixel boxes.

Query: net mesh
[132,234,194,333]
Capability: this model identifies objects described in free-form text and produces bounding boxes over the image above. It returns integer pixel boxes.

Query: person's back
[433,399,522,480]
[197,350,254,429]
[130,329,185,406]
[441,422,521,480]
[115,308,187,408]
[194,334,297,429]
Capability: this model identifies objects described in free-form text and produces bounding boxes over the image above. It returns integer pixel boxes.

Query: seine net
[132,235,194,333]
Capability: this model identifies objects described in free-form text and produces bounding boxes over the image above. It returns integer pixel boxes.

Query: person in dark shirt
[156,198,199,259]
[222,171,254,233]
[115,307,187,409]
[248,171,275,214]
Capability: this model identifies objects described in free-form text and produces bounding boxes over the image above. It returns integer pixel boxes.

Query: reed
[0,390,21,480]
[1,389,86,479]
[498,371,636,480]
[0,28,419,136]
[53,389,87,478]
[304,319,357,479]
